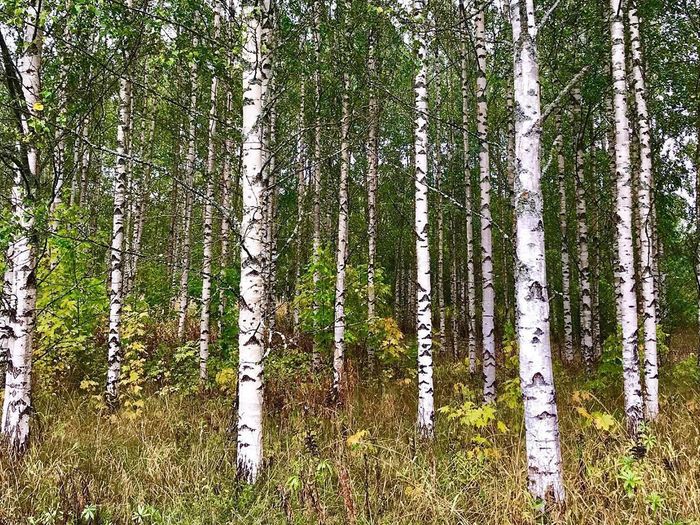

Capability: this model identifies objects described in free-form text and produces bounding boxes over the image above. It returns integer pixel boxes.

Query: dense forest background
[1,0,699,523]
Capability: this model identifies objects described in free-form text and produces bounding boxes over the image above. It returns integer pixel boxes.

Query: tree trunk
[413,0,434,439]
[176,62,198,341]
[366,26,379,366]
[628,1,659,420]
[293,81,306,337]
[311,0,323,369]
[436,134,446,355]
[475,1,496,403]
[573,89,594,370]
[555,115,574,363]
[105,0,133,408]
[236,0,272,484]
[218,88,234,336]
[199,5,221,386]
[510,0,565,503]
[332,68,351,402]
[610,0,644,438]
[459,0,477,375]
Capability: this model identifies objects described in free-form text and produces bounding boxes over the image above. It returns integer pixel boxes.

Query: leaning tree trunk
[332,68,351,402]
[555,115,574,363]
[199,4,221,386]
[413,0,434,439]
[628,1,659,420]
[459,0,477,374]
[237,0,272,484]
[366,27,379,366]
[573,89,594,371]
[1,3,42,454]
[475,1,496,403]
[510,0,565,504]
[610,0,645,438]
[105,0,133,408]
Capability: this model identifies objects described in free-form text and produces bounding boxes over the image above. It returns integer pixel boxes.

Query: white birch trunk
[2,9,42,449]
[459,0,477,375]
[176,67,198,341]
[199,5,221,385]
[218,87,234,336]
[311,0,323,368]
[510,0,565,503]
[475,2,496,403]
[450,219,460,358]
[105,0,133,407]
[610,0,644,437]
[236,0,272,483]
[555,116,574,363]
[573,89,594,370]
[436,138,446,354]
[413,0,434,438]
[332,70,351,402]
[293,81,306,336]
[367,27,379,365]
[628,2,658,420]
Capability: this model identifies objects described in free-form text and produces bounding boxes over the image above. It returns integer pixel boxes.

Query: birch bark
[105,0,133,407]
[475,1,496,403]
[628,1,659,420]
[510,0,565,503]
[413,0,434,438]
[610,0,645,437]
[236,0,272,483]
[367,26,379,366]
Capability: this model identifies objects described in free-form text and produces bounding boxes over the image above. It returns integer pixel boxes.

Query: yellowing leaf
[591,412,616,432]
[576,406,592,420]
[32,102,44,111]
[497,421,509,434]
[346,429,369,447]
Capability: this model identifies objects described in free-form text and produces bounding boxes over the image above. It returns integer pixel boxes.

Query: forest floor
[1,330,700,525]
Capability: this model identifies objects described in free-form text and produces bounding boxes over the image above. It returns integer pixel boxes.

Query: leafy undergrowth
[2,333,700,524]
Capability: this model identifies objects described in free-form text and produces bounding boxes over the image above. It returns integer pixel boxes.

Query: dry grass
[1,334,700,524]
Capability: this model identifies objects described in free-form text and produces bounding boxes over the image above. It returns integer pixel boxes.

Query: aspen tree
[510,0,565,503]
[610,0,645,437]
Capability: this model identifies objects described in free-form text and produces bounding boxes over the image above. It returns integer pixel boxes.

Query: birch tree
[413,0,434,438]
[628,0,659,420]
[366,26,379,366]
[555,115,574,363]
[105,0,134,407]
[0,0,42,455]
[199,3,222,386]
[311,0,323,368]
[610,0,644,437]
[459,0,477,374]
[475,0,496,403]
[236,0,272,483]
[510,0,565,503]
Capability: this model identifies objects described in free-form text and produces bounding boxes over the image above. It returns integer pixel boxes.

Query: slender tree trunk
[628,2,658,420]
[436,135,446,354]
[610,0,644,438]
[413,0,434,439]
[311,0,323,368]
[105,0,133,407]
[264,102,278,344]
[510,0,565,503]
[236,0,272,484]
[332,68,351,402]
[459,0,477,375]
[199,5,221,386]
[450,218,460,358]
[293,81,306,337]
[176,64,198,341]
[555,115,574,363]
[366,26,379,366]
[218,88,234,336]
[573,89,594,370]
[475,1,496,403]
